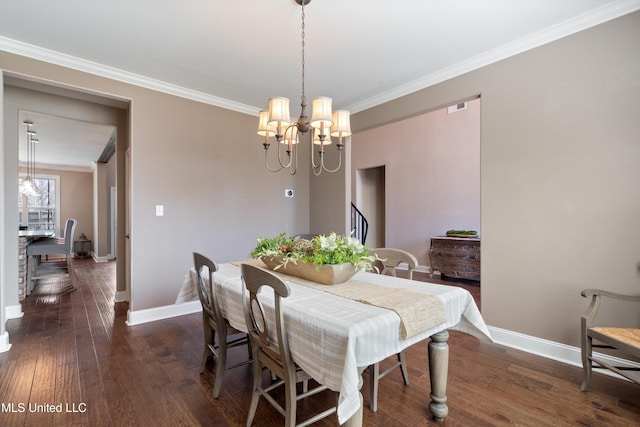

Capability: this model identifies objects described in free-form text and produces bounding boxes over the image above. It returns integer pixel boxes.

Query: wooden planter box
[261,256,357,285]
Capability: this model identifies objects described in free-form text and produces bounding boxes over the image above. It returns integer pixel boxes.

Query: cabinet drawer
[429,237,480,281]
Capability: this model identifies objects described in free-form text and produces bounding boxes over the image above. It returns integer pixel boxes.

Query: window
[19,174,60,234]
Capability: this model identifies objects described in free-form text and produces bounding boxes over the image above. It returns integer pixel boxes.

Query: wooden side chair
[580,288,640,391]
[193,252,251,398]
[367,248,418,412]
[241,263,337,427]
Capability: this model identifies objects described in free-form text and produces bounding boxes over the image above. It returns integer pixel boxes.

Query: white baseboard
[125,300,201,326]
[5,304,23,319]
[390,263,433,274]
[114,291,128,303]
[489,325,582,366]
[92,253,111,263]
[415,264,432,273]
[489,325,640,381]
[0,332,11,353]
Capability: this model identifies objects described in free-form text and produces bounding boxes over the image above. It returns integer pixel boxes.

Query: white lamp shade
[330,110,351,137]
[313,127,332,145]
[257,110,276,137]
[310,97,333,129]
[268,97,291,126]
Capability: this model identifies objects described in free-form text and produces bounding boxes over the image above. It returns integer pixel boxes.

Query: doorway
[355,166,385,248]
[3,74,131,307]
[351,98,481,267]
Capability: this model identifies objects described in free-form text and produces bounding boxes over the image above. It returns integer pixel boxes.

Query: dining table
[183,260,492,426]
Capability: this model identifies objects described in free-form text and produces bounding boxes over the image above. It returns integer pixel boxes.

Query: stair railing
[350,202,368,245]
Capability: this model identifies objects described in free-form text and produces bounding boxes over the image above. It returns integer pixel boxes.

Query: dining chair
[48,218,72,245]
[193,252,252,399]
[241,263,337,427]
[367,248,418,412]
[580,288,640,391]
[26,218,77,293]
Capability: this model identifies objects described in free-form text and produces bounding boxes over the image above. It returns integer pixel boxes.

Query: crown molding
[20,161,95,173]
[345,0,640,113]
[1,1,638,116]
[0,36,260,117]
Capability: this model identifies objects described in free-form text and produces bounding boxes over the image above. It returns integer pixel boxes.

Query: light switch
[155,205,164,216]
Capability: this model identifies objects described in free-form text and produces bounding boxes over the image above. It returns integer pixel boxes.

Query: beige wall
[352,12,640,347]
[351,98,481,264]
[309,143,349,236]
[127,93,311,310]
[58,169,93,245]
[2,52,311,312]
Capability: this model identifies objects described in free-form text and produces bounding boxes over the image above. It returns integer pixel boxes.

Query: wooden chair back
[372,248,419,279]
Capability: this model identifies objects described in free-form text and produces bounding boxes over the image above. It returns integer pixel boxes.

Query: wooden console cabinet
[428,237,480,281]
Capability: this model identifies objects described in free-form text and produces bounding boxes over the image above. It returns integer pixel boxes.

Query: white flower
[319,232,338,251]
[346,236,364,253]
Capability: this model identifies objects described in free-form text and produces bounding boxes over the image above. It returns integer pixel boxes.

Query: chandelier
[257,0,351,176]
[20,120,38,196]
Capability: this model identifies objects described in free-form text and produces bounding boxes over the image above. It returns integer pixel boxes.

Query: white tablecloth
[181,262,492,424]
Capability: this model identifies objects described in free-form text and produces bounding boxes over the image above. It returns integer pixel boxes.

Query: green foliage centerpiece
[250,232,378,285]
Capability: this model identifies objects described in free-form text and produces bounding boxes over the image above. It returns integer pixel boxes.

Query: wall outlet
[155,205,164,216]
[285,189,294,198]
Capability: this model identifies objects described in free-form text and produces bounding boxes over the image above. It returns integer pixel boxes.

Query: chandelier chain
[300,0,306,106]
[259,0,350,175]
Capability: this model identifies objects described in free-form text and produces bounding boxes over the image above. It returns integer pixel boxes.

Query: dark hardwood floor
[1,259,638,426]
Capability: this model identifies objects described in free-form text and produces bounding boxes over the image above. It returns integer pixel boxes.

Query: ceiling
[17,110,115,171]
[1,0,638,169]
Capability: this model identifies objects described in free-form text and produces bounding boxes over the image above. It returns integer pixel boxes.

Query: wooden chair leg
[201,317,213,373]
[581,335,593,391]
[212,331,227,399]
[284,373,297,427]
[399,351,410,385]
[368,353,408,413]
[246,334,252,359]
[246,358,262,427]
[369,363,380,412]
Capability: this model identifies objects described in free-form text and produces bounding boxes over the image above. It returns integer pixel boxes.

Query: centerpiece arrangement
[250,231,379,285]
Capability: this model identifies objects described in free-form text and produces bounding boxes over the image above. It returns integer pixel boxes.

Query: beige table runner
[235,260,446,339]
